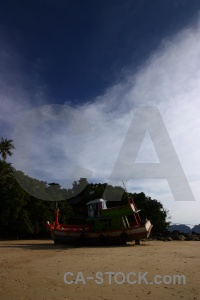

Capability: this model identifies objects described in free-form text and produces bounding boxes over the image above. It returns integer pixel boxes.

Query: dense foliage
[0,138,170,238]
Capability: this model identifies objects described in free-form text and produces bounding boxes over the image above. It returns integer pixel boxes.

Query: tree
[133,193,170,233]
[0,138,15,161]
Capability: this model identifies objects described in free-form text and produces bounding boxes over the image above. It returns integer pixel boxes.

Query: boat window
[98,203,102,210]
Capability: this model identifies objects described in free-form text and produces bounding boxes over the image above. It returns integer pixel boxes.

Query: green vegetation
[0,138,170,238]
[0,138,15,161]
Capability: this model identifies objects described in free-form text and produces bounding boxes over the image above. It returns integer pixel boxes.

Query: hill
[192,224,200,233]
[168,224,192,233]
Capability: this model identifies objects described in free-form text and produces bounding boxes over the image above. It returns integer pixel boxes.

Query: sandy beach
[0,239,199,300]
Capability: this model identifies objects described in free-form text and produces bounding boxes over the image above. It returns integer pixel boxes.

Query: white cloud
[1,21,200,224]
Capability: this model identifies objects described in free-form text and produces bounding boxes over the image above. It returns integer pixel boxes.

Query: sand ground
[0,239,199,300]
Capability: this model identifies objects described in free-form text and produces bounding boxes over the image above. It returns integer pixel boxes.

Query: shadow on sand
[0,239,149,251]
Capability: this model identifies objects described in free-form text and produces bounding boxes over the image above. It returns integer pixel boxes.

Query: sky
[0,0,200,225]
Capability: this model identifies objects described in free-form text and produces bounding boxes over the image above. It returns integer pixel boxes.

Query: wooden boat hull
[47,220,153,245]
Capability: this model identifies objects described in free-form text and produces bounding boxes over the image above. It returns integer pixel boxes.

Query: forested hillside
[0,138,170,238]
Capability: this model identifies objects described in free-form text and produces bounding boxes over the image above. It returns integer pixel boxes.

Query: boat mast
[55,201,60,228]
[122,180,141,224]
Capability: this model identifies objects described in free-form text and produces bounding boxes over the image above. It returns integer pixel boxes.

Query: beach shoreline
[0,239,199,300]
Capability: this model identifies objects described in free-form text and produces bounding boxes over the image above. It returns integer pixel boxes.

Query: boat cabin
[86,198,107,217]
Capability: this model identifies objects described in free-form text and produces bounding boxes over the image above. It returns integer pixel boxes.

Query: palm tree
[0,138,15,161]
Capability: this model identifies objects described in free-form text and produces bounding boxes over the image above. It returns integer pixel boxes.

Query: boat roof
[86,198,107,205]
